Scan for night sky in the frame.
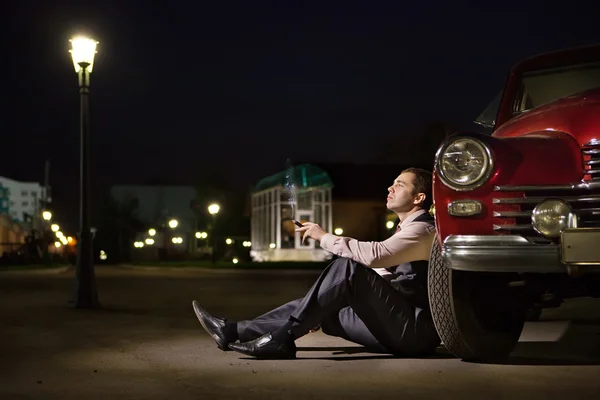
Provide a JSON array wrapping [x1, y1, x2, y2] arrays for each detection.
[[1, 0, 599, 230]]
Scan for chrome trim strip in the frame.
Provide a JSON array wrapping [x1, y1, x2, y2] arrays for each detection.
[[494, 181, 600, 191], [583, 149, 600, 155], [442, 234, 600, 272], [586, 160, 600, 165], [493, 224, 533, 231], [493, 210, 532, 217], [493, 194, 600, 204]]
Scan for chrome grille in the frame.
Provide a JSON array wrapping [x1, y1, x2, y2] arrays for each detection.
[[493, 140, 600, 240], [583, 141, 600, 181]]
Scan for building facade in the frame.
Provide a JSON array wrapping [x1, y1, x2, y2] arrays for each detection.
[[0, 177, 46, 224], [250, 164, 334, 262]]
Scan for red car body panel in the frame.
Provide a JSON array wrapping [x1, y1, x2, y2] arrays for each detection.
[[433, 45, 600, 246]]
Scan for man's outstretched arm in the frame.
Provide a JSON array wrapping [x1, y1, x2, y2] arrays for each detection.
[[296, 221, 435, 268]]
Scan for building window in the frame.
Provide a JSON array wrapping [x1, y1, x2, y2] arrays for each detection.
[[1, 200, 7, 208], [21, 190, 28, 196], [22, 201, 29, 207]]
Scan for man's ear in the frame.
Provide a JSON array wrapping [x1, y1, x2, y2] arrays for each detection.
[[413, 193, 426, 205]]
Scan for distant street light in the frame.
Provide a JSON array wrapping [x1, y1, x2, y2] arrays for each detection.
[[42, 211, 52, 221], [51, 224, 59, 232], [168, 219, 179, 229], [70, 35, 100, 309], [208, 203, 220, 215], [148, 228, 156, 236]]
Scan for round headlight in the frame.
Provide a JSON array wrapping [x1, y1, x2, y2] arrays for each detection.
[[436, 137, 493, 190], [531, 199, 577, 238]]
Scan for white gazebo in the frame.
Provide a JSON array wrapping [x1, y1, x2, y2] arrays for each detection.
[[250, 164, 334, 262]]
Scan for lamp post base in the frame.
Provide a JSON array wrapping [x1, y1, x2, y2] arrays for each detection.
[[71, 230, 100, 309]]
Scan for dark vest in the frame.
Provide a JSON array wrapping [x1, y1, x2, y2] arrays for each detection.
[[387, 212, 435, 311]]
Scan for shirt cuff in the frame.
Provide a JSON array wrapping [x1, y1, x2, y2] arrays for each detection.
[[319, 233, 337, 252]]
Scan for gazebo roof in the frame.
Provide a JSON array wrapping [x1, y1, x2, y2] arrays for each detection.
[[254, 164, 333, 192]]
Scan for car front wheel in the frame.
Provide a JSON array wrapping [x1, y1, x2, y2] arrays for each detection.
[[427, 238, 527, 361]]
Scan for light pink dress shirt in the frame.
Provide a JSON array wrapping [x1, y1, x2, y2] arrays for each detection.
[[319, 209, 436, 276]]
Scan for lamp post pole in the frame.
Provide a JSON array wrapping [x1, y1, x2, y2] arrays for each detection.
[[208, 203, 220, 264], [70, 37, 99, 309]]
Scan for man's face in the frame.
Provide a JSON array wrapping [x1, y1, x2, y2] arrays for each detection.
[[386, 172, 421, 213]]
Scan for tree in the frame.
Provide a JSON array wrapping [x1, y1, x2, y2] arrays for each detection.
[[93, 195, 144, 263]]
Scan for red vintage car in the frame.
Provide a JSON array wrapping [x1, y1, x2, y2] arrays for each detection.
[[428, 44, 600, 361]]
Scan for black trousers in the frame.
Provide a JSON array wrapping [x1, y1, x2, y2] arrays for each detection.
[[237, 257, 440, 355]]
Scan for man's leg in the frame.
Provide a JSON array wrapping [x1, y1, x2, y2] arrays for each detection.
[[227, 257, 357, 357], [230, 257, 439, 357], [320, 306, 387, 352], [236, 298, 303, 342], [342, 266, 440, 355]]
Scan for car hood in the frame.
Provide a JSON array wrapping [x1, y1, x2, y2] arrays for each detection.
[[494, 87, 600, 147]]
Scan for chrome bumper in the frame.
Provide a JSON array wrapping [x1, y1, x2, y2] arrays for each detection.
[[442, 235, 600, 273]]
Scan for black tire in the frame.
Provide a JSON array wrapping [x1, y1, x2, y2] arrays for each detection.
[[427, 238, 527, 361]]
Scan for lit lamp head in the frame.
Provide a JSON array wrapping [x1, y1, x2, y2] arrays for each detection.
[[208, 203, 220, 215], [69, 36, 98, 73]]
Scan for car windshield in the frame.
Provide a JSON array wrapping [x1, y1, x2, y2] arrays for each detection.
[[512, 61, 600, 114]]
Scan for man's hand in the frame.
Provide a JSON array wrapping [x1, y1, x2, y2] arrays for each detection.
[[295, 222, 328, 244]]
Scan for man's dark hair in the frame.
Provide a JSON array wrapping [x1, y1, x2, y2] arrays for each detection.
[[402, 167, 433, 211]]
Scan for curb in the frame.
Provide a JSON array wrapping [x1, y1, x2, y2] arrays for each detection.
[[0, 265, 72, 275], [117, 264, 322, 275]]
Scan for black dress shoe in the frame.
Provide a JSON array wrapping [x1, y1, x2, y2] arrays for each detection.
[[228, 333, 296, 359], [192, 300, 233, 351]]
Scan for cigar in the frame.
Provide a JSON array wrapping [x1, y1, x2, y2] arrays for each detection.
[[293, 220, 304, 227]]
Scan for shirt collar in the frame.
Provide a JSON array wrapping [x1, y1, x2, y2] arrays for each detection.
[[399, 209, 427, 230]]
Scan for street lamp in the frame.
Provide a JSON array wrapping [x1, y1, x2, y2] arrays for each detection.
[[168, 219, 179, 229], [42, 211, 52, 221], [208, 203, 220, 215], [70, 35, 99, 309]]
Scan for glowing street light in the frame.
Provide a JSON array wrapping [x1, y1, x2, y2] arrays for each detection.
[[386, 221, 395, 230], [70, 36, 98, 72], [148, 228, 156, 236], [70, 35, 100, 309], [334, 228, 344, 235], [208, 203, 220, 215], [145, 238, 155, 245], [168, 219, 178, 229], [51, 224, 60, 232], [42, 211, 52, 221]]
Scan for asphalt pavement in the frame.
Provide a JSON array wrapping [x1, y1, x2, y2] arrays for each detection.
[[1, 265, 599, 399]]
